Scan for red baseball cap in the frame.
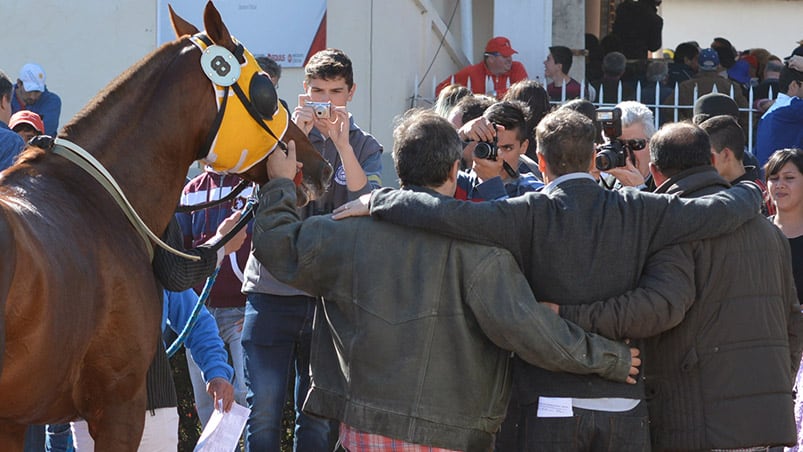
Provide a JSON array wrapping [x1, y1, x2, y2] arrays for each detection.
[[485, 36, 518, 57], [9, 110, 45, 134]]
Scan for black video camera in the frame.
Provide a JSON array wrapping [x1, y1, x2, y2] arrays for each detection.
[[594, 108, 645, 171]]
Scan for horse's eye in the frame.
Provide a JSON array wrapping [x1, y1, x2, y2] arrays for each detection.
[[250, 74, 278, 120]]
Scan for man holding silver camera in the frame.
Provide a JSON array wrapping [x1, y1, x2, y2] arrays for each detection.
[[240, 48, 383, 451]]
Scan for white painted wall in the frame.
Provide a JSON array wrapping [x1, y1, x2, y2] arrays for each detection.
[[4, 1, 156, 129], [660, 0, 802, 58]]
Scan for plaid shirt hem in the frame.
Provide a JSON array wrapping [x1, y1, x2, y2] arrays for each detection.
[[339, 423, 462, 452]]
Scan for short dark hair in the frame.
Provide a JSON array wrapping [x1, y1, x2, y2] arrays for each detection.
[[779, 65, 803, 93], [712, 37, 737, 69], [536, 109, 596, 176], [483, 100, 531, 142], [558, 99, 602, 143], [393, 109, 462, 188], [304, 48, 354, 89], [602, 52, 627, 77], [452, 94, 495, 125], [765, 148, 803, 184], [549, 46, 573, 74], [699, 115, 745, 160], [674, 42, 699, 65], [765, 59, 785, 74], [503, 79, 551, 129], [650, 122, 712, 178], [256, 56, 282, 80], [0, 70, 12, 104]]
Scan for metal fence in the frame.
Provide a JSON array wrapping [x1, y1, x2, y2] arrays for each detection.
[[548, 78, 769, 154]]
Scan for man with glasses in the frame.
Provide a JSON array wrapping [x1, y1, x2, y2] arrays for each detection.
[[599, 101, 659, 191], [435, 36, 528, 100]]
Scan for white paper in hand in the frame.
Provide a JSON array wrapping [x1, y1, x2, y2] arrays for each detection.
[[194, 401, 251, 452]]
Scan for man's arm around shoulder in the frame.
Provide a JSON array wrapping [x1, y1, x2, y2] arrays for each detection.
[[465, 247, 638, 383]]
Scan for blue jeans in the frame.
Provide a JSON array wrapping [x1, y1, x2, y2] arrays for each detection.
[[241, 293, 331, 452], [23, 425, 44, 452], [521, 402, 650, 452], [45, 423, 74, 452], [188, 306, 248, 427]]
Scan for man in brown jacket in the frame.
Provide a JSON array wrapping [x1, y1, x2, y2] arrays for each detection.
[[561, 122, 802, 450]]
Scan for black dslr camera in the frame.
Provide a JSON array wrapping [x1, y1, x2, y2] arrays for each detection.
[[473, 137, 499, 161], [472, 124, 499, 161], [594, 108, 645, 171]]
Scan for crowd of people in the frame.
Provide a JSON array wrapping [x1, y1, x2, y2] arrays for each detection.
[[2, 18, 803, 452]]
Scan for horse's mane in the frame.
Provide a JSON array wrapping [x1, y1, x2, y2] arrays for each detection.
[[63, 38, 189, 138]]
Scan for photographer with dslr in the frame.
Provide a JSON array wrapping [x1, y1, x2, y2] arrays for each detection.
[[599, 101, 657, 191], [455, 100, 543, 200]]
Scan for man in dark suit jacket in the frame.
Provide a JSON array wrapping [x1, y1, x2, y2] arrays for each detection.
[[335, 108, 763, 451]]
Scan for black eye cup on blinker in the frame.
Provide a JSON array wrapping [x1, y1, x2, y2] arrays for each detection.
[[249, 73, 278, 120]]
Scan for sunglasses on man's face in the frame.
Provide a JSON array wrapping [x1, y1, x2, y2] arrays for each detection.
[[624, 139, 647, 150]]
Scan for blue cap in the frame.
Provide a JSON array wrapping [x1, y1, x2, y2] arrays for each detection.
[[699, 48, 720, 71]]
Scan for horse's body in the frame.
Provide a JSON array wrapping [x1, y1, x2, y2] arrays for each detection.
[[0, 3, 330, 450]]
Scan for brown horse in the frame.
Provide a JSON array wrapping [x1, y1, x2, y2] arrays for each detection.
[[0, 2, 330, 450]]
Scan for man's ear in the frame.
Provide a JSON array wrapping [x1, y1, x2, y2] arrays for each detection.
[[649, 161, 667, 186], [537, 153, 547, 175], [449, 160, 460, 183], [347, 83, 356, 102]]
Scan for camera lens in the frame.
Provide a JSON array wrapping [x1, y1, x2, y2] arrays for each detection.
[[473, 142, 498, 160], [595, 152, 614, 171]]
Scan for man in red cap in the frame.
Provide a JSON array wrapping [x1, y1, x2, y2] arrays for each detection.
[[436, 36, 528, 99], [9, 110, 45, 143]]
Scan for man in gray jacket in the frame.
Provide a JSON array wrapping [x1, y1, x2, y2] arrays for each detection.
[[251, 109, 640, 452], [335, 108, 764, 451]]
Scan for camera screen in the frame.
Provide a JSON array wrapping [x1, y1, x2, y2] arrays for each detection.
[[597, 111, 614, 121]]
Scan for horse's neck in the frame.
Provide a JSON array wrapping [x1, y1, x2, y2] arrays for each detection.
[[61, 43, 211, 233]]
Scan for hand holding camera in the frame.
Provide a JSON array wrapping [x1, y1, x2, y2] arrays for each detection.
[[594, 108, 646, 172], [458, 117, 497, 143], [458, 117, 500, 161], [307, 101, 332, 119], [471, 148, 504, 182], [292, 94, 317, 135]]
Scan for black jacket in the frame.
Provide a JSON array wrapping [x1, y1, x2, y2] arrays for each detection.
[[612, 0, 663, 60]]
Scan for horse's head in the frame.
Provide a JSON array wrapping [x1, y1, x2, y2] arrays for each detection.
[[169, 2, 332, 205]]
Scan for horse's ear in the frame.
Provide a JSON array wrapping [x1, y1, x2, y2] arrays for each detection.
[[169, 4, 199, 38], [203, 1, 235, 50]]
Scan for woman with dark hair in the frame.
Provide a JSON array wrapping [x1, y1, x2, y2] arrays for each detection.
[[766, 147, 803, 452]]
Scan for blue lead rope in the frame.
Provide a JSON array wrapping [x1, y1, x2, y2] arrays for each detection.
[[166, 266, 220, 358], [166, 190, 258, 358]]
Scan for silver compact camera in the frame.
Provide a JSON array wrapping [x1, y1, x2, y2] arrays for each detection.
[[307, 101, 331, 119]]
